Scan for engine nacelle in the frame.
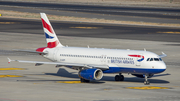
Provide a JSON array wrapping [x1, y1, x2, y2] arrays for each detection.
[[78, 69, 103, 80], [132, 74, 154, 78]]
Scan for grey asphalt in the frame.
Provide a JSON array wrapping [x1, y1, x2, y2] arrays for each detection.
[[0, 2, 180, 100], [0, 32, 180, 101], [0, 17, 180, 42], [1, 1, 180, 24]]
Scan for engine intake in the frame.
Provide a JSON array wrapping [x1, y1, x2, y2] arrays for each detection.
[[78, 69, 103, 80]]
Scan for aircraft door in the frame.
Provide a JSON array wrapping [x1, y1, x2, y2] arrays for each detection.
[[53, 49, 59, 61], [101, 55, 107, 64]]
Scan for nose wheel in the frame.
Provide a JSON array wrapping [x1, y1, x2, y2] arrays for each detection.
[[115, 73, 124, 81], [144, 74, 150, 85]]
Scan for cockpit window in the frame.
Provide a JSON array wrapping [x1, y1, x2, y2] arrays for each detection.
[[150, 58, 153, 61], [147, 58, 162, 61], [147, 58, 150, 61], [154, 58, 159, 61]]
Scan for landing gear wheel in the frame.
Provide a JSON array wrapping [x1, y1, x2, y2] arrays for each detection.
[[115, 75, 120, 81], [144, 74, 150, 85], [120, 75, 124, 81], [144, 81, 150, 85], [80, 78, 90, 83], [115, 74, 124, 81]]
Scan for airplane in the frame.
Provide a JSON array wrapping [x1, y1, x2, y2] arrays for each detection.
[[8, 13, 167, 85]]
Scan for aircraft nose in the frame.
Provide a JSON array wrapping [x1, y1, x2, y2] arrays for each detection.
[[160, 61, 166, 69], [156, 61, 166, 73], [153, 61, 166, 73]]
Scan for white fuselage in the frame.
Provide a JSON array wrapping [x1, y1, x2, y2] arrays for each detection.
[[42, 47, 166, 74]]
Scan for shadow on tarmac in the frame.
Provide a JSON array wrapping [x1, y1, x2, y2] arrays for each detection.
[[17, 68, 170, 84], [44, 68, 170, 84]]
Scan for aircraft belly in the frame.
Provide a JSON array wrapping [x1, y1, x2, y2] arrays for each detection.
[[103, 67, 166, 74]]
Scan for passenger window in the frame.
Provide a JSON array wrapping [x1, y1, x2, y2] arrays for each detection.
[[150, 58, 153, 61]]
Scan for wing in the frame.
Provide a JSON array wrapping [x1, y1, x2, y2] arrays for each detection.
[[7, 58, 109, 70]]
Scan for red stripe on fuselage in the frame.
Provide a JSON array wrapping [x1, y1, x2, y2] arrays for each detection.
[[41, 18, 53, 34], [128, 55, 144, 58]]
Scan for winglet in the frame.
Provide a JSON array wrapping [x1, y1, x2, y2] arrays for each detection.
[[159, 52, 167, 58], [7, 57, 11, 64]]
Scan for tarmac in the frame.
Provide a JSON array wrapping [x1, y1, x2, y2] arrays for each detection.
[[0, 18, 180, 42], [1, 1, 180, 24], [0, 32, 180, 101]]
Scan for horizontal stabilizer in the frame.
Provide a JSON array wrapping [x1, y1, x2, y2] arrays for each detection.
[[13, 49, 47, 55]]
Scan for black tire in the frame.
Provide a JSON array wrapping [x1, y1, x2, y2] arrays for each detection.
[[115, 75, 120, 81], [84, 79, 90, 83], [80, 78, 84, 82], [144, 81, 150, 85], [80, 78, 90, 83], [120, 75, 124, 81]]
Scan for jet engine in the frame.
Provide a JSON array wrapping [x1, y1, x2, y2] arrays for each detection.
[[78, 69, 103, 80], [132, 74, 154, 78]]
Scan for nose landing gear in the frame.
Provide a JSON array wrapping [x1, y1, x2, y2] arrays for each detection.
[[144, 74, 150, 85]]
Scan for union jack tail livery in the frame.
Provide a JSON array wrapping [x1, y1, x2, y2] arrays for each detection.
[[40, 13, 63, 48]]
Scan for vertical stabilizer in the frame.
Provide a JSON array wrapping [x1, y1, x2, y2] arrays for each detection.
[[40, 13, 63, 48]]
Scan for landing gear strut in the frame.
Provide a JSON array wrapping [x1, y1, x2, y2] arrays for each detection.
[[115, 73, 124, 81], [80, 78, 90, 83], [144, 74, 150, 85]]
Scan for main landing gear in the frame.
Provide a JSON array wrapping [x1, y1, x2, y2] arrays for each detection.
[[115, 73, 124, 81], [144, 74, 150, 85], [80, 78, 90, 83]]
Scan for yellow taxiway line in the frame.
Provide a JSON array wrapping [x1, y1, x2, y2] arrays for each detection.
[[0, 22, 18, 24], [0, 68, 25, 71], [56, 81, 81, 84], [157, 31, 180, 34], [70, 27, 102, 29], [126, 86, 170, 90], [0, 75, 23, 78]]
